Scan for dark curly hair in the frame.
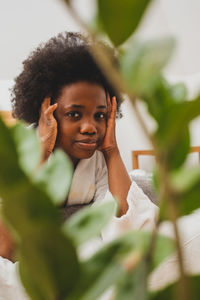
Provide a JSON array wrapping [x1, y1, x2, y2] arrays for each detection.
[[11, 31, 122, 126]]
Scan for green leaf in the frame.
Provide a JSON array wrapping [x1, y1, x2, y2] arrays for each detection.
[[67, 231, 174, 300], [150, 275, 200, 300], [171, 167, 200, 193], [19, 227, 79, 300], [115, 259, 148, 300], [120, 38, 175, 96], [0, 119, 80, 300], [10, 122, 41, 175], [97, 0, 152, 46], [1, 180, 61, 237], [170, 82, 188, 103], [178, 181, 200, 216], [63, 200, 117, 246], [0, 117, 23, 186], [0, 121, 61, 234], [19, 262, 46, 300], [151, 231, 175, 270], [155, 94, 200, 149], [155, 127, 190, 171], [33, 149, 73, 205], [158, 166, 200, 219], [153, 94, 200, 170]]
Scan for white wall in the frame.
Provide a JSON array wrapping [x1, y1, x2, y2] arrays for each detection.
[[0, 0, 200, 171]]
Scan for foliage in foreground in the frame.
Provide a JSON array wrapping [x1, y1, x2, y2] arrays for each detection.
[[0, 118, 175, 299], [0, 0, 200, 299]]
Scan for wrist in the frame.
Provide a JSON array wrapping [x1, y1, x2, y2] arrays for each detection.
[[103, 147, 120, 161], [40, 140, 53, 163]]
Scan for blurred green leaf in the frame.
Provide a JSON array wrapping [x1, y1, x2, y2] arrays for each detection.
[[0, 121, 61, 234], [63, 200, 117, 246], [0, 118, 23, 186], [120, 38, 175, 96], [67, 231, 174, 300], [151, 232, 175, 270], [171, 167, 200, 193], [115, 259, 148, 300], [142, 77, 174, 123], [1, 179, 61, 236], [150, 275, 200, 300], [33, 149, 73, 205], [67, 263, 123, 300], [97, 0, 152, 46], [10, 122, 41, 175], [153, 94, 200, 171], [0, 119, 80, 300], [158, 166, 200, 219], [156, 127, 190, 171], [19, 262, 45, 300], [178, 182, 200, 217], [155, 94, 200, 149], [19, 227, 79, 300], [170, 82, 188, 103]]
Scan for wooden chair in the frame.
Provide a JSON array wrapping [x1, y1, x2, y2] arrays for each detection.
[[132, 146, 200, 169], [0, 111, 16, 126]]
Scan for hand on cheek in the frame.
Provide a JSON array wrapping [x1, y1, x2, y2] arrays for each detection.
[[38, 97, 58, 161], [98, 95, 118, 157]]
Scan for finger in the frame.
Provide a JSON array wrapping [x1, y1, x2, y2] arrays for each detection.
[[106, 93, 112, 117], [110, 96, 117, 120], [41, 97, 51, 112], [45, 103, 58, 119]]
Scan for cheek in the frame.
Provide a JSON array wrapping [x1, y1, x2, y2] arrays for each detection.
[[99, 122, 107, 139], [57, 120, 75, 141]]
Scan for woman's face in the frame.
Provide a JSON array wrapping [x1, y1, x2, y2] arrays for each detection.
[[55, 81, 107, 166]]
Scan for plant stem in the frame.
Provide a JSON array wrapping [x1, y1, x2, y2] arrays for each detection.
[[158, 163, 190, 300]]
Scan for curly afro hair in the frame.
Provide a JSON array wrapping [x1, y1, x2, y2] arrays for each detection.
[[11, 31, 122, 126]]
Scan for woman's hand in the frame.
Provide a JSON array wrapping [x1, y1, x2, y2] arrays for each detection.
[[98, 95, 119, 157], [38, 98, 58, 162], [99, 94, 130, 216]]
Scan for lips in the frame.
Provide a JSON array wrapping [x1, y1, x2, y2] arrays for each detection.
[[75, 139, 98, 151]]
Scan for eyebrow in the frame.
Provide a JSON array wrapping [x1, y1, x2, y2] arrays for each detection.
[[65, 104, 107, 109], [97, 105, 107, 109]]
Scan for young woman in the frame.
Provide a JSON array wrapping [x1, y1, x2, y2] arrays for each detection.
[[0, 32, 159, 298], [0, 32, 158, 258], [11, 31, 131, 217]]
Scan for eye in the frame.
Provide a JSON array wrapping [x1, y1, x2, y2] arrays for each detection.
[[66, 111, 81, 119], [95, 112, 107, 120]]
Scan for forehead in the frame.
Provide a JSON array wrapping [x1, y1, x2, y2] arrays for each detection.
[[56, 82, 107, 108]]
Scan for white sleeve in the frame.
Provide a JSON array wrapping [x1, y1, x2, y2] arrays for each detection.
[[102, 181, 159, 242], [0, 257, 28, 300]]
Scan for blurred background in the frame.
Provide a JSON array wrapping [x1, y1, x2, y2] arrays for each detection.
[[0, 0, 200, 171]]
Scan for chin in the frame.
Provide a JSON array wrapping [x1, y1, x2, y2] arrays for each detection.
[[78, 149, 97, 159]]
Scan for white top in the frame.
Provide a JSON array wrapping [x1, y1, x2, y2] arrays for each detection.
[[67, 150, 108, 205]]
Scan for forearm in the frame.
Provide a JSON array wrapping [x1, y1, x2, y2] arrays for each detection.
[[104, 149, 131, 216]]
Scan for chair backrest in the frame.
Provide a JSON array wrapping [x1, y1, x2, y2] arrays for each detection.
[[132, 147, 200, 169], [0, 111, 16, 126]]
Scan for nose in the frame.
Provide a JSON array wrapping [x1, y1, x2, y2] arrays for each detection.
[[80, 119, 97, 135]]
